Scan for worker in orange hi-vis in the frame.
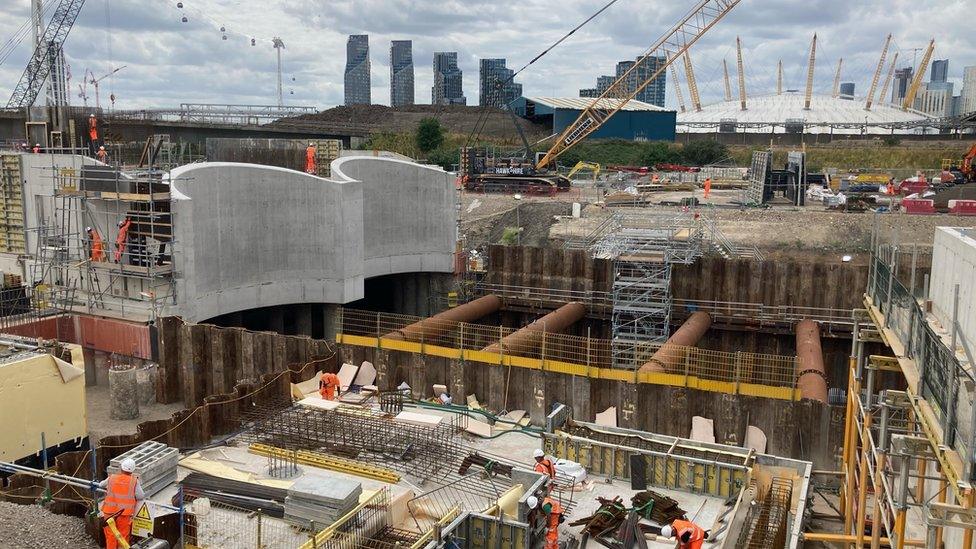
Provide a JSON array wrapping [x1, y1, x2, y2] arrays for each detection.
[[703, 177, 712, 199], [114, 218, 131, 263], [99, 458, 144, 549], [305, 142, 317, 174], [88, 114, 100, 153], [527, 496, 563, 549], [533, 448, 557, 490], [87, 227, 106, 262], [319, 371, 341, 400], [660, 519, 709, 549]]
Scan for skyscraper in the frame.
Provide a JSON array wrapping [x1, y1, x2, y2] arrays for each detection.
[[432, 52, 466, 105], [579, 57, 666, 106], [931, 59, 949, 84], [892, 67, 913, 104], [344, 35, 371, 105], [479, 59, 522, 108], [962, 66, 976, 114], [616, 56, 666, 107], [914, 82, 954, 117], [390, 40, 415, 107]]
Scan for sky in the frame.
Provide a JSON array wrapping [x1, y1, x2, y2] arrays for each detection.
[[0, 0, 973, 111]]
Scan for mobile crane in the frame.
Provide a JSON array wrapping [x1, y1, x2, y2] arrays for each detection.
[[460, 0, 741, 193]]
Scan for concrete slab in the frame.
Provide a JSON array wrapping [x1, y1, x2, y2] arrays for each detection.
[[464, 417, 493, 438], [298, 396, 342, 410], [595, 407, 617, 427], [394, 411, 443, 426], [690, 416, 715, 443]]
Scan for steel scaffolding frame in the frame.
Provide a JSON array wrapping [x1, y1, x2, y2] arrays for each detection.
[[28, 154, 176, 320]]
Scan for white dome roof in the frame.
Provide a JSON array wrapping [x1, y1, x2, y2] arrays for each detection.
[[677, 92, 933, 134]]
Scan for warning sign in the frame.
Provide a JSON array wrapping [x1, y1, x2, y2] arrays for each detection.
[[131, 502, 154, 538]]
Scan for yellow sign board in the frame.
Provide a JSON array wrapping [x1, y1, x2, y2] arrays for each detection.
[[131, 502, 154, 537]]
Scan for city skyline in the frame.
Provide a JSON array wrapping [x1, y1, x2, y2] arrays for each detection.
[[1, 1, 975, 111]]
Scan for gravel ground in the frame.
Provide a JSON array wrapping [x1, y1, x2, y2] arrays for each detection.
[[86, 384, 185, 442], [0, 501, 97, 548]]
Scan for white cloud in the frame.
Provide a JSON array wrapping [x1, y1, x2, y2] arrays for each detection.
[[0, 0, 972, 110]]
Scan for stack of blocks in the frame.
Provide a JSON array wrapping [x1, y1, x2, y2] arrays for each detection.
[[284, 477, 362, 528], [108, 441, 179, 497]]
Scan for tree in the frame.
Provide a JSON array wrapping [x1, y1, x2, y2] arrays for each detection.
[[639, 142, 679, 167], [416, 118, 445, 153], [680, 139, 729, 166]]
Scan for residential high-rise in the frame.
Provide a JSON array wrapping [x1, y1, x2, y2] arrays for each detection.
[[344, 35, 371, 105], [892, 67, 913, 104], [578, 56, 667, 107], [580, 75, 616, 98], [931, 59, 949, 84], [390, 40, 415, 107], [839, 82, 855, 99], [914, 82, 954, 117], [432, 52, 466, 105], [962, 66, 976, 114], [616, 56, 666, 107], [479, 58, 522, 107]]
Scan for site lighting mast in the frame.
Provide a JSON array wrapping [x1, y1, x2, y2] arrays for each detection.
[[272, 37, 285, 107]]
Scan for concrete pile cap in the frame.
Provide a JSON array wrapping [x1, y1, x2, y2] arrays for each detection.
[[287, 476, 361, 504]]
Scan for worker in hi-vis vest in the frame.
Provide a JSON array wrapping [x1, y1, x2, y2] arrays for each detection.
[[99, 458, 144, 549], [660, 519, 708, 549], [319, 371, 341, 400]]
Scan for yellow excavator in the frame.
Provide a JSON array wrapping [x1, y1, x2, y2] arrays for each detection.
[[567, 161, 601, 182]]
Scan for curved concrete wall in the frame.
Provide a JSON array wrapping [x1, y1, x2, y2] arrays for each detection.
[[170, 157, 454, 322]]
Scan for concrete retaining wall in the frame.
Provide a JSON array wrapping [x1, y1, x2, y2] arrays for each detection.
[[170, 156, 454, 322], [930, 227, 976, 350]]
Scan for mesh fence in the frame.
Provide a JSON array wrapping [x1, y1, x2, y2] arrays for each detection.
[[185, 498, 307, 549], [339, 308, 799, 389], [869, 253, 976, 477]]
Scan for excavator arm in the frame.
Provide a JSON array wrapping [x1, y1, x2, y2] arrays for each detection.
[[963, 143, 976, 180], [534, 0, 741, 170], [568, 161, 601, 179]]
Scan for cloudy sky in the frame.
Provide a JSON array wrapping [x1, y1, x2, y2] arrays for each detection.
[[1, 0, 973, 111]]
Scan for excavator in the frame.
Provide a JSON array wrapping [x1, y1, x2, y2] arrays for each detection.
[[460, 0, 742, 193], [962, 143, 976, 182], [567, 161, 601, 182]]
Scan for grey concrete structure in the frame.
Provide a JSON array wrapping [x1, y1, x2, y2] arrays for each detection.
[[170, 156, 454, 322], [930, 227, 976, 354]]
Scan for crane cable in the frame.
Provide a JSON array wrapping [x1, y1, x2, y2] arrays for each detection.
[[464, 0, 622, 150]]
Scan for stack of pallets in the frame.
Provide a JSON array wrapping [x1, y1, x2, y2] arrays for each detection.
[[108, 441, 178, 497]]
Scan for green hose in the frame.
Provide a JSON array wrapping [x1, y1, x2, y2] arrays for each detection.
[[404, 399, 545, 438]]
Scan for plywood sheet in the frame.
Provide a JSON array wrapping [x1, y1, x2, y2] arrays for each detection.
[[464, 417, 493, 438], [466, 394, 482, 409], [495, 410, 527, 431], [690, 416, 715, 443], [354, 361, 376, 386], [595, 407, 617, 427], [394, 411, 442, 426], [744, 425, 767, 454], [432, 384, 448, 396], [298, 396, 342, 411], [294, 374, 321, 396], [336, 363, 359, 390]]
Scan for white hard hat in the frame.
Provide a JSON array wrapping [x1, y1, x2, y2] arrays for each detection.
[[99, 146, 105, 150], [86, 226, 92, 232], [533, 449, 545, 459], [660, 525, 674, 539], [309, 142, 314, 146], [526, 496, 538, 509], [120, 458, 136, 473], [90, 113, 95, 117]]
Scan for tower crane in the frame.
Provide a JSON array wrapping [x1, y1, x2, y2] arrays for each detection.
[[87, 66, 126, 110], [6, 0, 87, 108]]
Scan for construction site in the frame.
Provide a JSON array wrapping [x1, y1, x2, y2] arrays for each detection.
[[2, 0, 976, 549]]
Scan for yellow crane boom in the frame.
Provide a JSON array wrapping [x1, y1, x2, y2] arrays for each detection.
[[803, 34, 817, 110], [535, 0, 741, 170], [878, 52, 899, 108], [864, 34, 891, 111], [903, 39, 935, 111]]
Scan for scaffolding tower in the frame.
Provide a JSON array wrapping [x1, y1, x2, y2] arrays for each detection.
[[589, 212, 704, 369], [29, 151, 176, 320]]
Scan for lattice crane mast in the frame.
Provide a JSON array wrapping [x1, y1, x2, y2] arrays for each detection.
[[535, 0, 741, 170], [6, 0, 87, 108]]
